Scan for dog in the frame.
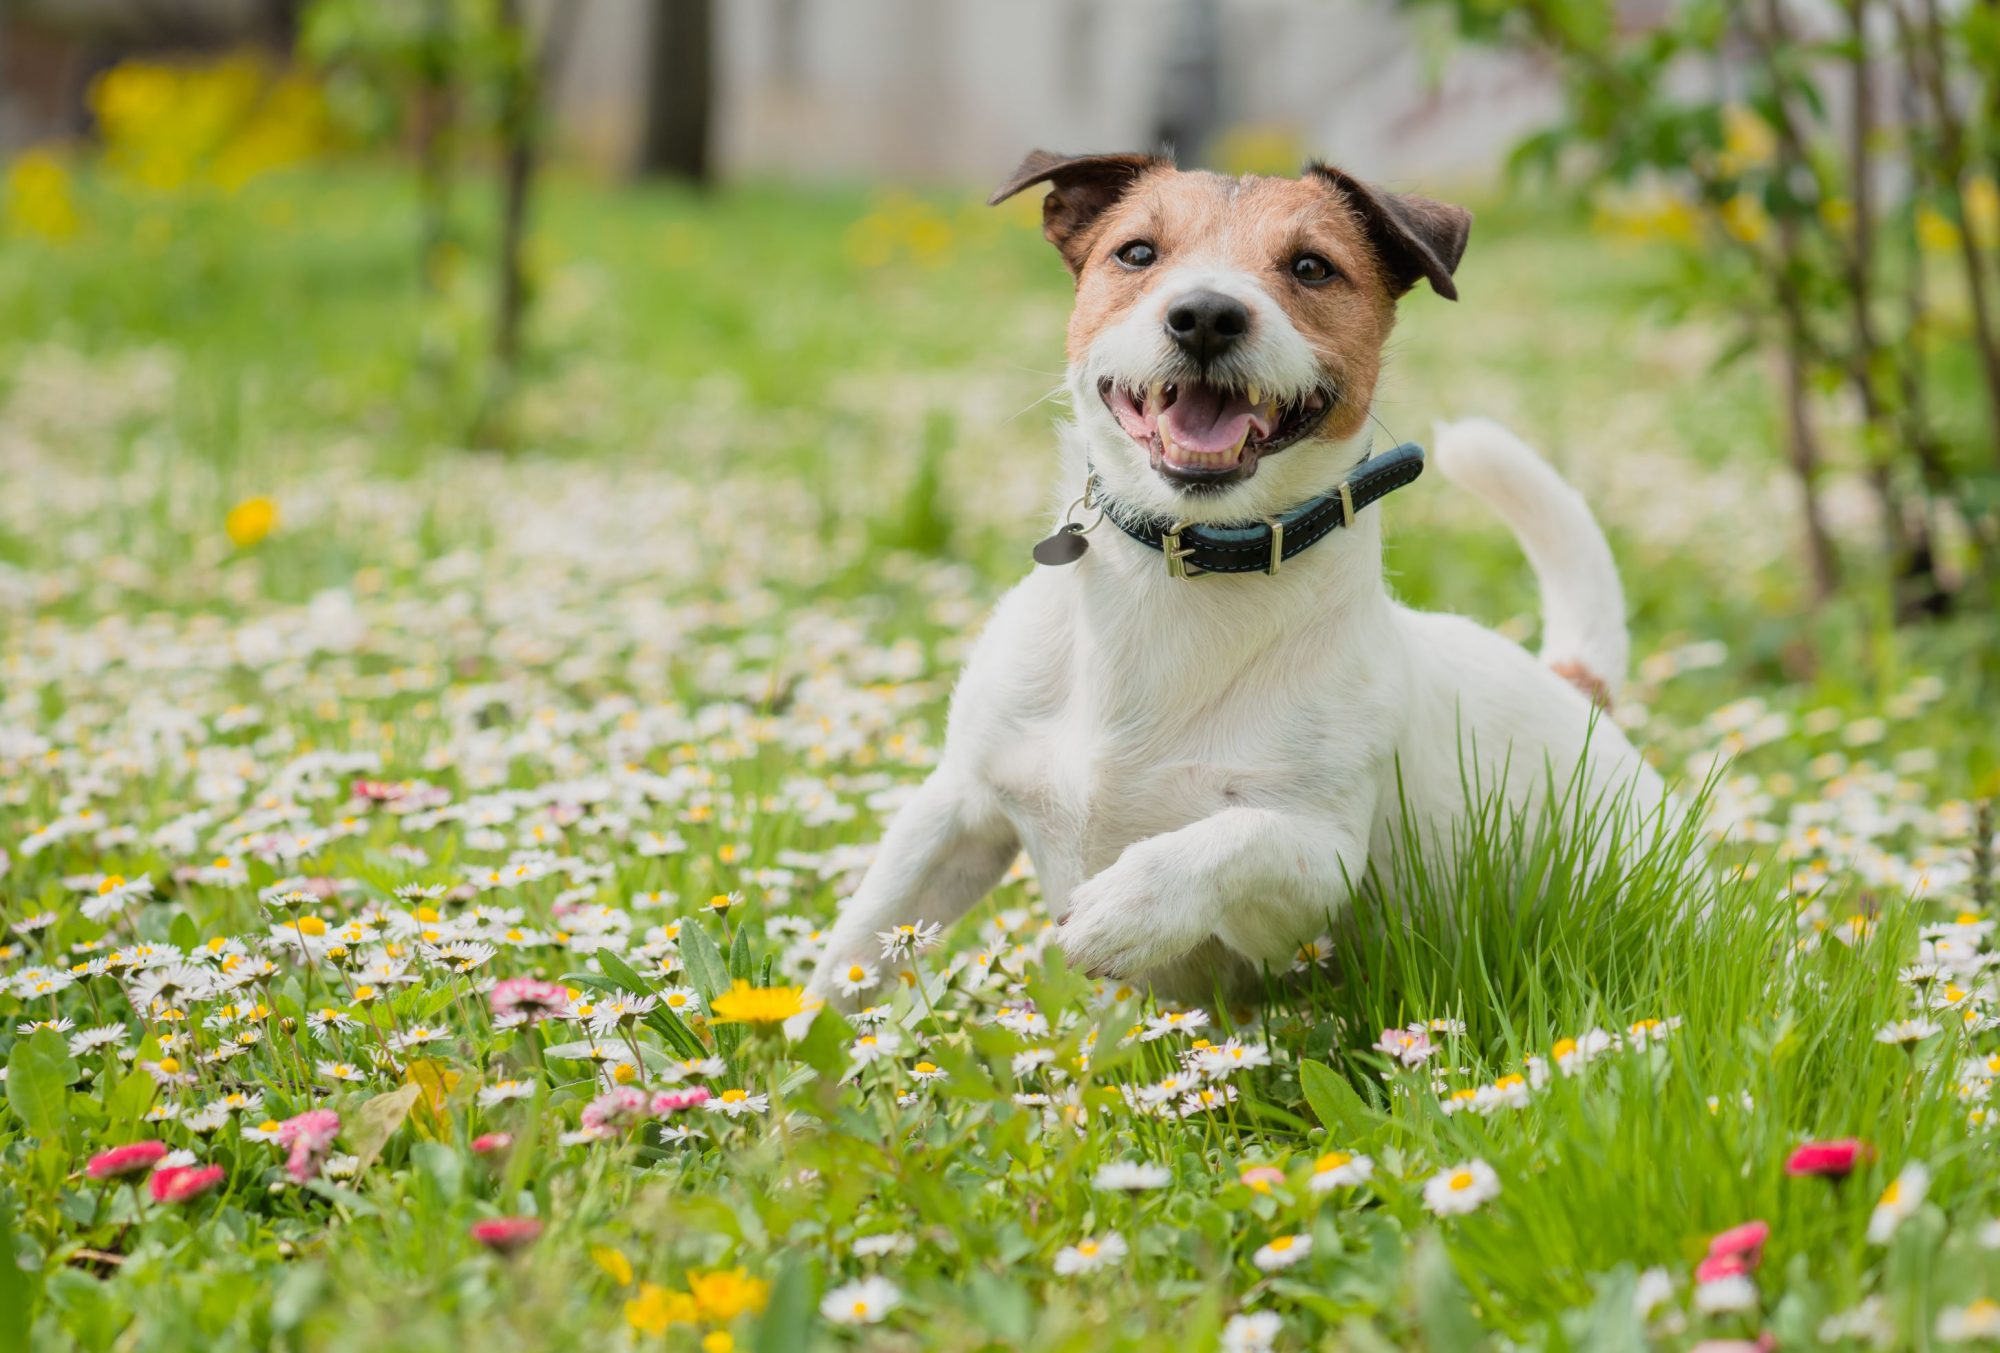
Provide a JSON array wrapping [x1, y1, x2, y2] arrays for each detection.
[[807, 151, 1666, 1004]]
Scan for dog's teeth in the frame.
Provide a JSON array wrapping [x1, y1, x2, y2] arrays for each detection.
[[1159, 422, 1176, 456], [1246, 384, 1262, 406], [1147, 381, 1163, 412]]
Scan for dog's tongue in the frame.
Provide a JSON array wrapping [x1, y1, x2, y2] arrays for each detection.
[[1163, 380, 1257, 455]]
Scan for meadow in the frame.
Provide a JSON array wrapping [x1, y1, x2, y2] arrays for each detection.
[[1, 162, 1997, 1351]]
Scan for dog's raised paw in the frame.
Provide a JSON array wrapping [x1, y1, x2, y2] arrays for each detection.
[[1054, 851, 1214, 981]]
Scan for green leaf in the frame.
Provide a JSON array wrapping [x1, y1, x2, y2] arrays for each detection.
[[0, 1188, 37, 1353], [1298, 1058, 1377, 1142], [753, 1253, 817, 1353], [302, 1179, 379, 1216], [792, 1006, 855, 1084], [1238, 1098, 1315, 1133], [727, 923, 753, 982], [678, 921, 732, 1003], [1412, 1233, 1486, 1352], [168, 911, 200, 954], [346, 1083, 421, 1176], [101, 1067, 157, 1136], [268, 1263, 327, 1336], [6, 1030, 76, 1143], [642, 1005, 709, 1061], [595, 949, 656, 997], [679, 923, 741, 1058]]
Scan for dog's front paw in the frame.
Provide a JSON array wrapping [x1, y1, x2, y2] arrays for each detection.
[[1055, 845, 1214, 980]]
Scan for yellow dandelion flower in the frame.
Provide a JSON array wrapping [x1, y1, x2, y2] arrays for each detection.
[[4, 150, 82, 242], [708, 980, 816, 1025], [625, 1282, 698, 1336], [591, 1245, 633, 1286], [686, 1267, 769, 1322], [226, 496, 279, 548]]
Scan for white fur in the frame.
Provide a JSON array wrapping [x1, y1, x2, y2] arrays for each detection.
[[808, 279, 1665, 1003], [1432, 416, 1630, 693]]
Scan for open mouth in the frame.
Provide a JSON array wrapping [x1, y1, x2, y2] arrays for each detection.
[[1098, 378, 1335, 487]]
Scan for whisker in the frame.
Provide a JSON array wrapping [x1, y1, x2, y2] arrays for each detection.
[[1008, 383, 1072, 423]]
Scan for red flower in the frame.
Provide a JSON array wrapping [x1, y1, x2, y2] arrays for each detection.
[[1786, 1139, 1871, 1179], [1696, 1253, 1752, 1284], [277, 1109, 342, 1184], [470, 1132, 513, 1155], [1706, 1220, 1770, 1267], [649, 1087, 710, 1115], [149, 1164, 225, 1204], [86, 1141, 169, 1180], [470, 1216, 543, 1254], [490, 977, 570, 1024]]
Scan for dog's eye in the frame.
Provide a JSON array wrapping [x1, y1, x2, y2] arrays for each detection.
[[1290, 253, 1338, 285], [1113, 240, 1157, 269]]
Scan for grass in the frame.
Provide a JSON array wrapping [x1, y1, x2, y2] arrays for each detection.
[[0, 159, 1997, 1351]]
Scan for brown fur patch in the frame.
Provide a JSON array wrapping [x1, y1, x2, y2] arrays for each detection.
[[1550, 659, 1614, 711]]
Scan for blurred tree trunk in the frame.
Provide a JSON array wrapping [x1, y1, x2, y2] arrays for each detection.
[[487, 0, 582, 431], [638, 0, 711, 182], [415, 0, 457, 296], [1155, 0, 1222, 163]]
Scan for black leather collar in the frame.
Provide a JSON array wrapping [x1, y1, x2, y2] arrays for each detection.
[[1094, 442, 1426, 578]]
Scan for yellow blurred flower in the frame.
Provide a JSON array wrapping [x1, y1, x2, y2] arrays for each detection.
[[843, 192, 957, 269], [591, 1245, 634, 1285], [1819, 196, 1855, 234], [708, 980, 816, 1025], [225, 496, 279, 548], [90, 52, 324, 197], [1719, 193, 1771, 245], [686, 1267, 769, 1322], [625, 1282, 698, 1336], [1593, 185, 1699, 246], [5, 150, 82, 242], [1967, 176, 1999, 246], [701, 1333, 735, 1353], [1917, 205, 1961, 255], [1719, 104, 1777, 176]]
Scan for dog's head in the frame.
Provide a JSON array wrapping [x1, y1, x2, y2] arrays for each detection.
[[992, 151, 1470, 522]]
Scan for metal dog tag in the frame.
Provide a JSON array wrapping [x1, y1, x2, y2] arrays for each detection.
[[1032, 524, 1089, 566]]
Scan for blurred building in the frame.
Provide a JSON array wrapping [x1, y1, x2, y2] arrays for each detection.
[[1, 0, 1559, 186], [558, 0, 1559, 185]]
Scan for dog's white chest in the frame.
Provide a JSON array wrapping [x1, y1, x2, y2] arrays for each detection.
[[978, 650, 1336, 907]]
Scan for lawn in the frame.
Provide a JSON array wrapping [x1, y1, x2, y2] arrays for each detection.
[[2, 162, 1998, 1352]]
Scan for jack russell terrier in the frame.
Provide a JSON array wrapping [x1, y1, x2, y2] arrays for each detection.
[[808, 151, 1666, 1003]]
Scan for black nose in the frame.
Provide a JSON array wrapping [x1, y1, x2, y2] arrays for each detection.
[[1164, 290, 1250, 364]]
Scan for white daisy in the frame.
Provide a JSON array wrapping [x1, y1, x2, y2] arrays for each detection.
[[1423, 1159, 1501, 1216], [1052, 1231, 1126, 1275], [820, 1276, 900, 1325], [1252, 1233, 1311, 1271]]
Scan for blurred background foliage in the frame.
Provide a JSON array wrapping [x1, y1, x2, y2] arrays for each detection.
[[1412, 0, 2000, 622], [0, 0, 1995, 773]]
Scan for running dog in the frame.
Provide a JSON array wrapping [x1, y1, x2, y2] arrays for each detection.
[[808, 151, 1664, 1002]]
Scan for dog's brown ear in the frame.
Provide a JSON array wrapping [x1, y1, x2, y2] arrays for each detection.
[[989, 150, 1169, 274], [1306, 162, 1472, 301]]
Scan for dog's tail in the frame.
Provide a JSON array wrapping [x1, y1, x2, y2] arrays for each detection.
[[1431, 417, 1628, 705]]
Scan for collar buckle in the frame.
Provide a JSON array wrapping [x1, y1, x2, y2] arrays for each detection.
[[1162, 523, 1204, 580]]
